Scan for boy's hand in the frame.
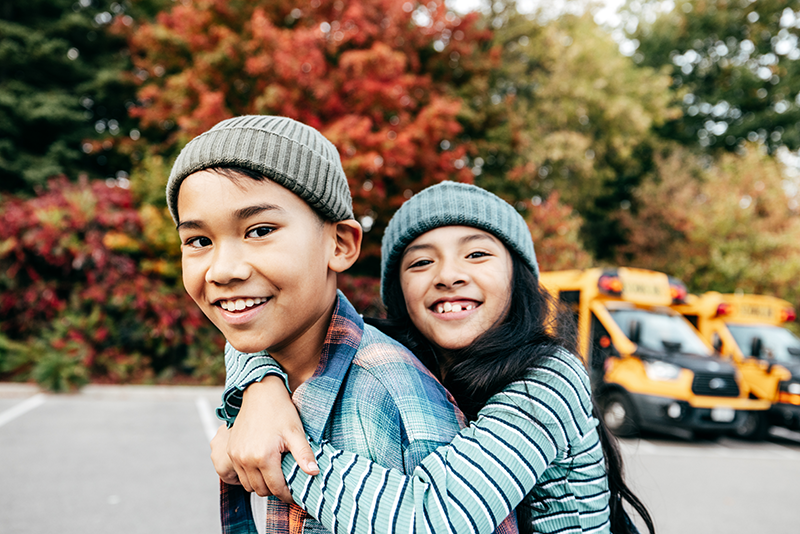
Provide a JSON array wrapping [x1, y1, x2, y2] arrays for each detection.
[[210, 424, 241, 485], [227, 375, 319, 503]]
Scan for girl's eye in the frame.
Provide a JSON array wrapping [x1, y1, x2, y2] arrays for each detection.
[[467, 251, 490, 259], [246, 226, 275, 238], [185, 236, 212, 249], [408, 259, 432, 269]]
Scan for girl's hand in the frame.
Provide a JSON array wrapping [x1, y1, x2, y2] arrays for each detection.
[[226, 375, 319, 503], [210, 424, 241, 485]]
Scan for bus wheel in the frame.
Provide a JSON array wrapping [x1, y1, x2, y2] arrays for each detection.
[[733, 411, 769, 441], [693, 430, 721, 441], [601, 392, 638, 437]]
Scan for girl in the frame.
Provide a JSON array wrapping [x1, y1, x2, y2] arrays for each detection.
[[213, 181, 654, 534]]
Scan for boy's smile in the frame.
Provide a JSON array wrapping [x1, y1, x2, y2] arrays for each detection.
[[399, 225, 513, 354], [177, 169, 340, 374], [215, 296, 271, 324]]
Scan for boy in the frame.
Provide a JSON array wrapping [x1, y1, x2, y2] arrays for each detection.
[[167, 116, 468, 534]]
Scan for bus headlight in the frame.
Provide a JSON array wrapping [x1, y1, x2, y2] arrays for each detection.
[[644, 361, 682, 381]]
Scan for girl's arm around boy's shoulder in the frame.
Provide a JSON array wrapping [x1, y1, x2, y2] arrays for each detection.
[[217, 342, 289, 425], [485, 348, 597, 443], [279, 350, 593, 534]]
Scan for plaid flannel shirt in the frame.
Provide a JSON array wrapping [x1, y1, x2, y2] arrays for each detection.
[[219, 292, 519, 534]]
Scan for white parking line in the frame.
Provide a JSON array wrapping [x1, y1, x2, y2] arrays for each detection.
[[195, 397, 218, 442], [0, 393, 47, 428]]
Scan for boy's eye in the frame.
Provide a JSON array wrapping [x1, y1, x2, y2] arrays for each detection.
[[246, 226, 275, 238], [185, 236, 212, 249]]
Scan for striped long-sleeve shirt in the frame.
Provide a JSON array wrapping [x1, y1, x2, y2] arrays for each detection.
[[218, 292, 517, 534], [221, 344, 610, 534]]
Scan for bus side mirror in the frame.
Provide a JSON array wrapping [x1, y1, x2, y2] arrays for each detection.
[[750, 337, 763, 358], [629, 320, 641, 344], [712, 333, 723, 354]]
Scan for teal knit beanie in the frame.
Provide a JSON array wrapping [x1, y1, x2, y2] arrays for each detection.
[[166, 115, 353, 223], [381, 181, 538, 304]]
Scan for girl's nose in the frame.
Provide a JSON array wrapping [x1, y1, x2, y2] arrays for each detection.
[[434, 259, 468, 289]]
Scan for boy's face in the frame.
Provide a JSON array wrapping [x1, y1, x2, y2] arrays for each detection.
[[177, 170, 339, 356], [398, 225, 513, 354]]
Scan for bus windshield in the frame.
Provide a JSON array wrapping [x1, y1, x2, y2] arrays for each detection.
[[609, 308, 712, 356], [726, 323, 800, 364]]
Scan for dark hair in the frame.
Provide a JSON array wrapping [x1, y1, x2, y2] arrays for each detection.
[[204, 166, 325, 226], [368, 254, 654, 534]]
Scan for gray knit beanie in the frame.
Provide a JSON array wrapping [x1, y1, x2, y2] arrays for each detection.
[[381, 181, 538, 304], [166, 115, 353, 223]]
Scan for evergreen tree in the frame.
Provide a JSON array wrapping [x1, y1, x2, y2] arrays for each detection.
[[0, 0, 163, 193]]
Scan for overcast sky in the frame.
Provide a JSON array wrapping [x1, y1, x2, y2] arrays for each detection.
[[446, 0, 629, 26]]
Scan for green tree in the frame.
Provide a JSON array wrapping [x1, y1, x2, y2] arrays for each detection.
[[630, 0, 800, 153], [0, 0, 164, 193], [476, 7, 678, 257], [615, 144, 800, 304]]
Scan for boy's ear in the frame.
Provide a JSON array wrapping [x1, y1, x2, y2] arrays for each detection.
[[328, 219, 362, 273]]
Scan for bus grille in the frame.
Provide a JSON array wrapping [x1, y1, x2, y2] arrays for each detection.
[[691, 373, 740, 397]]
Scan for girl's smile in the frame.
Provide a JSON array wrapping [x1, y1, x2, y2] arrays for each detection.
[[399, 226, 513, 352], [431, 298, 481, 315]]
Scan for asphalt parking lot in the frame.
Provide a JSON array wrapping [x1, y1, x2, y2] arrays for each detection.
[[0, 384, 221, 534], [1, 383, 799, 533]]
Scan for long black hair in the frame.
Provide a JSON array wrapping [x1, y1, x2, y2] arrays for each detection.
[[367, 254, 654, 534]]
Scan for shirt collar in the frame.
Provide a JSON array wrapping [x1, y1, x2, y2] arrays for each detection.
[[292, 290, 364, 442]]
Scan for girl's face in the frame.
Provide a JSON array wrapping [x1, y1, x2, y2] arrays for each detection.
[[399, 225, 514, 353]]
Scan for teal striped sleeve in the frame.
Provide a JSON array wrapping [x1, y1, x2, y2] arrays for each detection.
[[216, 342, 290, 425], [281, 351, 609, 534]]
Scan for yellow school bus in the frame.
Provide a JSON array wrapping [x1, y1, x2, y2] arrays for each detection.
[[539, 268, 770, 439], [674, 292, 799, 439]]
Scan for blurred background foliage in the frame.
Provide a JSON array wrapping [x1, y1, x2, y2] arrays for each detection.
[[1, 0, 799, 389]]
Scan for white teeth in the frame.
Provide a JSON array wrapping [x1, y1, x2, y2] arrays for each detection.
[[435, 302, 474, 314], [220, 297, 266, 311]]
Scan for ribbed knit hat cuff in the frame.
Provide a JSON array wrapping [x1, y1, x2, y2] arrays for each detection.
[[166, 116, 354, 224], [380, 181, 539, 304]]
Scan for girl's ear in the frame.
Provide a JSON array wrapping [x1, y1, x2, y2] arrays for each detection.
[[328, 219, 363, 273]]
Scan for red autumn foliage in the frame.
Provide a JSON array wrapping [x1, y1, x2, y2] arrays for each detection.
[[523, 191, 593, 272], [121, 0, 494, 263], [0, 177, 223, 385]]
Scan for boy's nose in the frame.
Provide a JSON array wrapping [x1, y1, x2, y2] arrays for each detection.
[[205, 243, 251, 285]]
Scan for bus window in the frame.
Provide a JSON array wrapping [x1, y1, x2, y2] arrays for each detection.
[[726, 323, 800, 364], [608, 308, 711, 356]]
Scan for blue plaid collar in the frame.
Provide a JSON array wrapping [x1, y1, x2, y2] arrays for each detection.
[[291, 290, 364, 442]]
